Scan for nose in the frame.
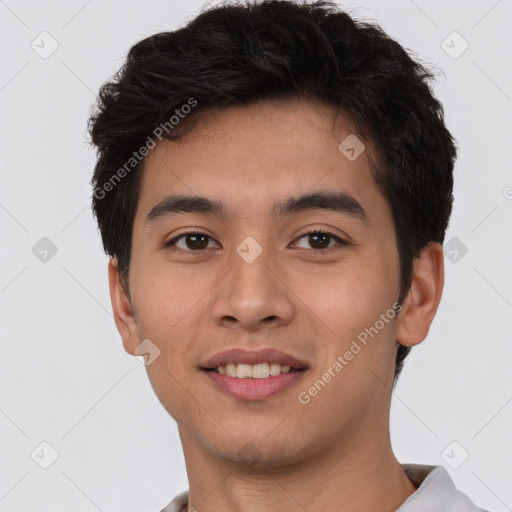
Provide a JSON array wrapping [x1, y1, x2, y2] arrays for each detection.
[[210, 245, 295, 331]]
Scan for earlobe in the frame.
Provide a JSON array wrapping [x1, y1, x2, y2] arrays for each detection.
[[108, 258, 139, 355], [396, 242, 444, 348]]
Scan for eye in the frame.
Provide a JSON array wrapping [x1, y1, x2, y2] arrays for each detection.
[[165, 232, 219, 252], [293, 230, 346, 251], [164, 229, 347, 254]]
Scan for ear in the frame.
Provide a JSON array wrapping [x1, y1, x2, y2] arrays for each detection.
[[108, 258, 140, 355], [396, 242, 444, 347]]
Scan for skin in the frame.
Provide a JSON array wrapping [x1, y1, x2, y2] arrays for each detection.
[[108, 97, 444, 512]]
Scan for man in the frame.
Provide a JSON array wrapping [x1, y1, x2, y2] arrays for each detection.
[[88, 1, 491, 510]]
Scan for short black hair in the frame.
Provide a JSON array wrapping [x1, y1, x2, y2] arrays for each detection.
[[88, 0, 457, 384]]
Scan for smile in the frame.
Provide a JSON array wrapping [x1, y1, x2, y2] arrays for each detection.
[[208, 362, 301, 378]]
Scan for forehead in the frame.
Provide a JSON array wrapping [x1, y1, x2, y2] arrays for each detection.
[[134, 98, 387, 226]]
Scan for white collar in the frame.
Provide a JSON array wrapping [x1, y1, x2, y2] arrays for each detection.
[[159, 464, 489, 512]]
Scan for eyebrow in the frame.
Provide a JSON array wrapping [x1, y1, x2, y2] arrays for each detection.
[[145, 191, 368, 225]]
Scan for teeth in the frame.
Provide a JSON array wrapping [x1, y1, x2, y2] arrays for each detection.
[[226, 363, 237, 377], [270, 362, 281, 376], [236, 364, 253, 378], [215, 362, 294, 378], [253, 363, 270, 378]]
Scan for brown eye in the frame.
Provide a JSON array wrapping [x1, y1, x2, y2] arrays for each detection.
[[294, 230, 345, 250], [308, 233, 331, 249], [165, 232, 217, 251], [184, 234, 209, 249]]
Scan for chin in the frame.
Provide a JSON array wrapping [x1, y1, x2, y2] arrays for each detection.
[[209, 431, 312, 471]]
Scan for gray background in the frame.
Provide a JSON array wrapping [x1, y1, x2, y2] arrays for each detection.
[[0, 0, 511, 510]]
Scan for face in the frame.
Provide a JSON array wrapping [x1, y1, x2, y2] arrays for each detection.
[[110, 98, 429, 468]]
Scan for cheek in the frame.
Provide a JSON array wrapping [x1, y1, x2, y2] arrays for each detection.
[[294, 271, 399, 425], [133, 268, 205, 420], [132, 264, 207, 336], [290, 253, 400, 381], [130, 266, 211, 410], [292, 256, 394, 330]]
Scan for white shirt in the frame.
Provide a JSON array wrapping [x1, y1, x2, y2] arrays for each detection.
[[159, 464, 491, 511]]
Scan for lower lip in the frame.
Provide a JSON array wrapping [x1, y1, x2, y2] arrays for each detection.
[[202, 369, 308, 400]]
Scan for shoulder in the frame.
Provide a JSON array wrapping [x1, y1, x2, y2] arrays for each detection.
[[399, 463, 492, 512], [158, 490, 189, 512], [159, 466, 495, 512]]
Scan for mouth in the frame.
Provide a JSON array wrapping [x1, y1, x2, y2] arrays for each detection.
[[200, 348, 309, 400], [204, 362, 304, 378]]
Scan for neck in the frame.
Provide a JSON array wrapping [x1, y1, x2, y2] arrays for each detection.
[[179, 424, 417, 512]]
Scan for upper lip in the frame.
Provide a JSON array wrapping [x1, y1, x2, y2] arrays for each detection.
[[201, 348, 308, 370]]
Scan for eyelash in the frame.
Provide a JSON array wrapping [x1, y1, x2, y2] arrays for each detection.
[[164, 228, 347, 255]]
